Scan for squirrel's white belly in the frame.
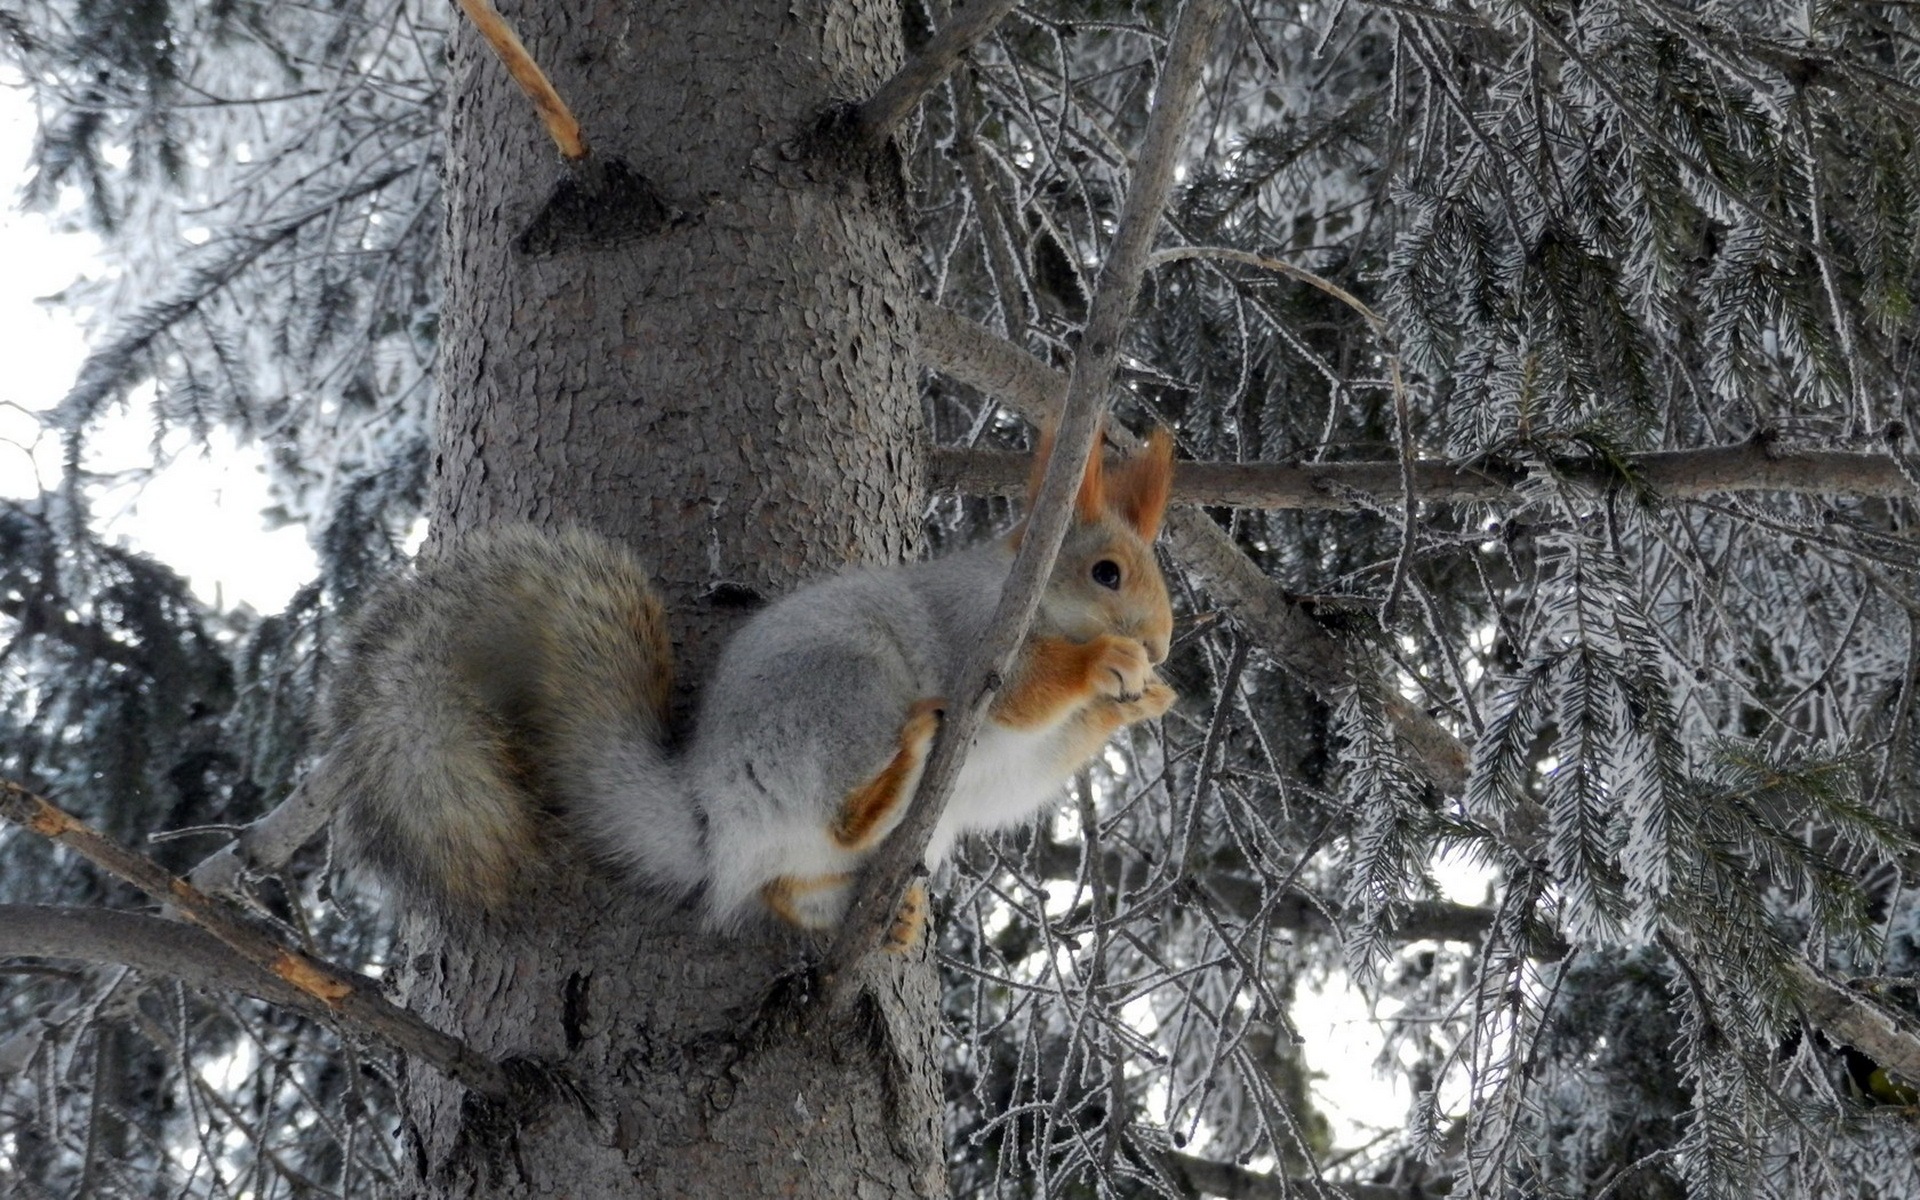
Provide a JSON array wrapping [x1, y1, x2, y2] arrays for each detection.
[[925, 721, 1074, 865]]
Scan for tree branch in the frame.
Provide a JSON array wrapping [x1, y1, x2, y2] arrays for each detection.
[[852, 0, 1023, 145], [0, 905, 310, 1012], [929, 444, 1914, 508], [919, 301, 1066, 416], [821, 0, 1233, 992], [0, 780, 512, 1098], [452, 0, 587, 159], [1784, 957, 1920, 1086], [187, 775, 335, 898]]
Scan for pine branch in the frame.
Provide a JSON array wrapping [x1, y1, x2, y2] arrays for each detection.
[[0, 780, 512, 1099], [54, 167, 411, 432], [820, 0, 1233, 991], [0, 593, 146, 670], [852, 0, 1023, 145], [929, 443, 1914, 508]]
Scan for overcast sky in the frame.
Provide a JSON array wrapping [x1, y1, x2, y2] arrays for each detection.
[[0, 78, 315, 611]]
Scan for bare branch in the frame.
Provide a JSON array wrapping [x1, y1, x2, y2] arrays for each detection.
[[1151, 244, 1387, 329], [452, 0, 587, 159], [187, 775, 335, 898], [1784, 958, 1920, 1086], [0, 905, 310, 1012], [919, 301, 1065, 418], [822, 0, 1234, 990], [929, 444, 1914, 508], [0, 780, 512, 1098], [853, 0, 1023, 145]]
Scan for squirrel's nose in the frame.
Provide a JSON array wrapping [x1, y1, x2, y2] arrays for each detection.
[[1145, 633, 1169, 665]]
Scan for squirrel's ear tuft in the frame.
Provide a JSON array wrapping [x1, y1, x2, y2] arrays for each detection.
[[1026, 419, 1109, 525], [1109, 428, 1173, 541]]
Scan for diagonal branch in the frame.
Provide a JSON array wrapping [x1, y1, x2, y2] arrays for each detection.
[[928, 444, 1915, 508], [452, 0, 587, 159], [819, 0, 1234, 993], [852, 0, 1023, 145], [0, 780, 511, 1098]]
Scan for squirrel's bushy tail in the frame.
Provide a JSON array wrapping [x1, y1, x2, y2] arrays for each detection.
[[318, 526, 704, 920]]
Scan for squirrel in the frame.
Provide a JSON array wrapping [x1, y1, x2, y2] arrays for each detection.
[[315, 428, 1177, 948]]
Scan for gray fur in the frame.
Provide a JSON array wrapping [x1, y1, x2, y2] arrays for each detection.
[[322, 511, 1172, 933], [316, 527, 700, 921]]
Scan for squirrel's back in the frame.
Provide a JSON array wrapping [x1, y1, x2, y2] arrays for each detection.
[[316, 527, 699, 920]]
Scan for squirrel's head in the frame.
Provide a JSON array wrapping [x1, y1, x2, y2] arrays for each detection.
[[1014, 424, 1175, 664]]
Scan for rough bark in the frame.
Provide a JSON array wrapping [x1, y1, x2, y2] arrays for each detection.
[[416, 1, 945, 1194]]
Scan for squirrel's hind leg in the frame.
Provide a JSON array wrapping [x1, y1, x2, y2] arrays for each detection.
[[828, 697, 945, 851], [757, 875, 929, 952], [760, 872, 854, 929], [755, 698, 944, 941]]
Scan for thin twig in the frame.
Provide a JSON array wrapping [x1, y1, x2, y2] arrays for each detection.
[[451, 0, 587, 159], [0, 780, 512, 1098], [1149, 245, 1385, 328], [818, 0, 1233, 995]]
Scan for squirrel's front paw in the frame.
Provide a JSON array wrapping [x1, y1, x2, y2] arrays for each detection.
[[1091, 636, 1153, 703], [1118, 677, 1176, 722]]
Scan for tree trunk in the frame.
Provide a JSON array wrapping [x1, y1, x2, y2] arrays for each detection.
[[412, 1, 945, 1193]]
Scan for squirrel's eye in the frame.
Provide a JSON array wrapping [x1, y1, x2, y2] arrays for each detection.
[[1091, 559, 1123, 590]]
